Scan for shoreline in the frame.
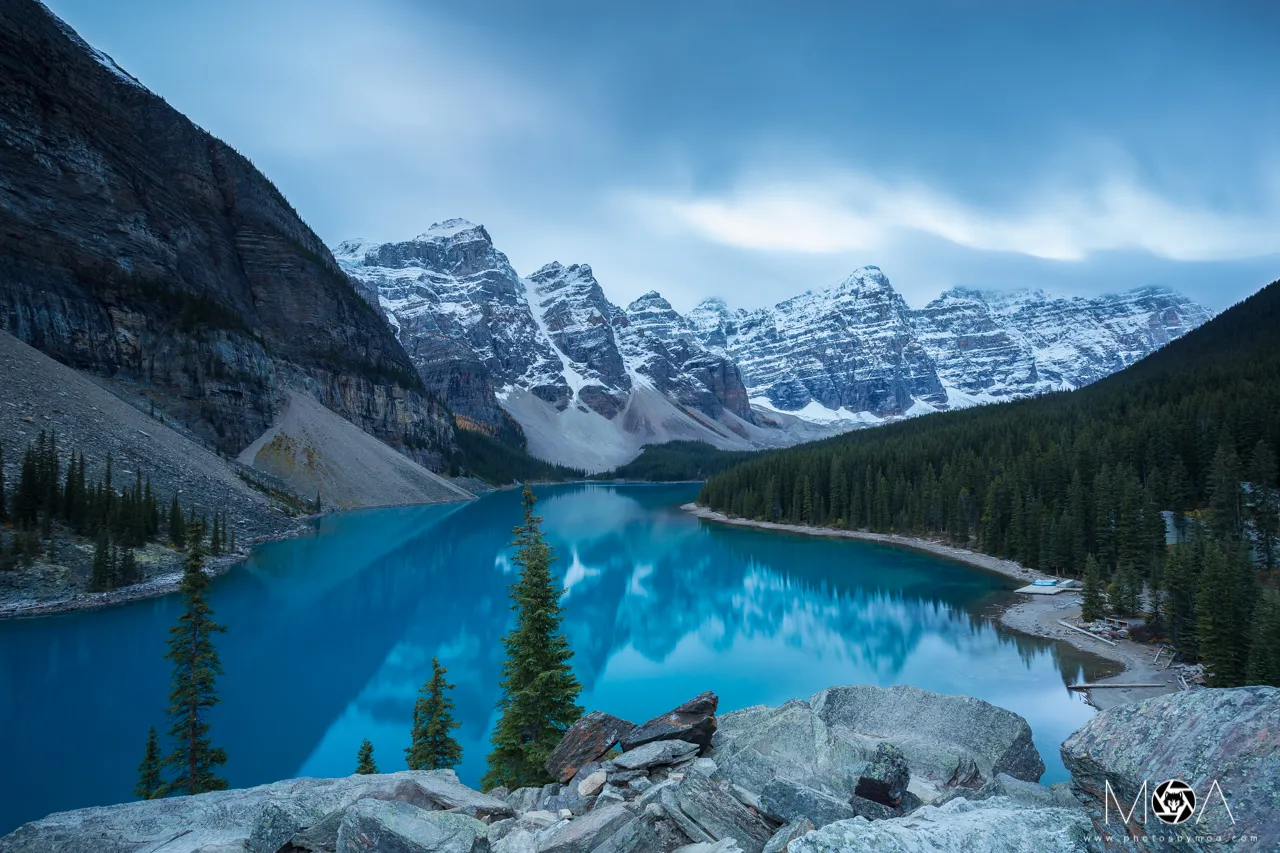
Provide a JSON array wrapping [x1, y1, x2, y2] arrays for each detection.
[[683, 502, 1180, 708], [0, 520, 312, 621]]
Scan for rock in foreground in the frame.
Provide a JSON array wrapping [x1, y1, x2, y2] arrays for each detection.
[[712, 684, 1045, 801], [789, 797, 1094, 853], [1062, 686, 1280, 853], [0, 770, 510, 853]]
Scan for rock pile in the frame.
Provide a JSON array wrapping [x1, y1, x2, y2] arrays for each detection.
[[5, 685, 1276, 853]]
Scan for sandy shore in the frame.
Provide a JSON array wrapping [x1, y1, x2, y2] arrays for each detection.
[[684, 502, 1180, 709]]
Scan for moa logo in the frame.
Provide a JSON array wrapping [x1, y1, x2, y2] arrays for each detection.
[[1105, 778, 1235, 827]]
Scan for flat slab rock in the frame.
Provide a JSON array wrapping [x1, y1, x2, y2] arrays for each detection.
[[1061, 685, 1280, 853], [544, 710, 637, 784], [335, 799, 488, 853], [789, 797, 1094, 853], [0, 770, 511, 853], [612, 738, 700, 771], [621, 691, 719, 752], [711, 685, 1044, 800]]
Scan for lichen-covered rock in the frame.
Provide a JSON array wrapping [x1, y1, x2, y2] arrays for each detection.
[[762, 819, 814, 853], [712, 685, 1044, 802], [1061, 686, 1280, 853], [621, 692, 719, 753], [789, 797, 1095, 853], [533, 802, 635, 853], [759, 779, 853, 829], [545, 710, 638, 784], [613, 739, 701, 771], [854, 743, 910, 806], [334, 800, 488, 853], [0, 771, 508, 853], [661, 772, 775, 853]]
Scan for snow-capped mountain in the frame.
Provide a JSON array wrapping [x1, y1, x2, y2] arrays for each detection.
[[335, 221, 835, 471], [689, 269, 1213, 419], [337, 222, 1213, 470]]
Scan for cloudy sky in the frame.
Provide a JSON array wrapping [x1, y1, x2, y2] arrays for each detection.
[[48, 0, 1280, 312]]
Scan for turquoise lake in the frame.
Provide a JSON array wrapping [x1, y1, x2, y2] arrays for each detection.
[[0, 483, 1112, 834]]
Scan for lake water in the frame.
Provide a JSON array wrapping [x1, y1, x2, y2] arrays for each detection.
[[0, 483, 1112, 834]]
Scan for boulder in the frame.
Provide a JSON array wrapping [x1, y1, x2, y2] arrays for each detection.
[[846, 790, 921, 821], [504, 787, 542, 815], [621, 692, 719, 753], [334, 799, 488, 853], [674, 842, 744, 853], [711, 686, 1044, 801], [933, 773, 1079, 811], [577, 770, 608, 797], [660, 772, 775, 853], [545, 711, 638, 784], [853, 743, 909, 806], [587, 804, 695, 853], [758, 779, 854, 829], [1061, 686, 1280, 853], [534, 802, 635, 853], [788, 797, 1094, 853], [0, 771, 507, 853], [613, 739, 701, 771], [762, 819, 814, 853], [943, 756, 984, 790]]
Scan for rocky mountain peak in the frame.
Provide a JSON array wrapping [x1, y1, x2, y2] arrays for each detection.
[[414, 218, 491, 244]]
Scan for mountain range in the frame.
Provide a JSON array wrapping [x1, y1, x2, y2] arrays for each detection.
[[338, 222, 1213, 471]]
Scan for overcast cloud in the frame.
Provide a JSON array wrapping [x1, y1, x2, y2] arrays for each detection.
[[46, 0, 1280, 312]]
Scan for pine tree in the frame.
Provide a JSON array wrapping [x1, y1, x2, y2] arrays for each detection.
[[163, 535, 228, 794], [209, 513, 222, 557], [1196, 544, 1257, 687], [0, 441, 7, 524], [135, 727, 164, 799], [90, 528, 113, 592], [407, 658, 463, 771], [482, 485, 583, 790], [355, 738, 378, 775], [1248, 441, 1279, 570], [1244, 592, 1280, 687], [169, 496, 186, 548], [1080, 554, 1107, 623]]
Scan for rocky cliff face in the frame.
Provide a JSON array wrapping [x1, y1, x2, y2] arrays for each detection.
[[912, 285, 1214, 401], [0, 0, 455, 466], [689, 269, 1213, 419], [689, 267, 949, 417]]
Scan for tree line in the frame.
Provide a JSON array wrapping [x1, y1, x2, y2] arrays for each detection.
[[137, 484, 585, 796], [699, 280, 1280, 688], [0, 431, 233, 584]]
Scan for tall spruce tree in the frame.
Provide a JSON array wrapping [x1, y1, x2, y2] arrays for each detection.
[[482, 486, 583, 790], [355, 739, 378, 775], [1196, 544, 1257, 687], [163, 535, 228, 794], [1245, 592, 1280, 687], [407, 658, 463, 771], [135, 727, 164, 799], [169, 496, 186, 548], [1080, 555, 1107, 623]]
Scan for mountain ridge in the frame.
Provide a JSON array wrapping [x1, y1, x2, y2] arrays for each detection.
[[338, 221, 1212, 471]]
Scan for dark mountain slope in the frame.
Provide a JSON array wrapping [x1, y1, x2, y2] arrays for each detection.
[[0, 0, 454, 464]]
